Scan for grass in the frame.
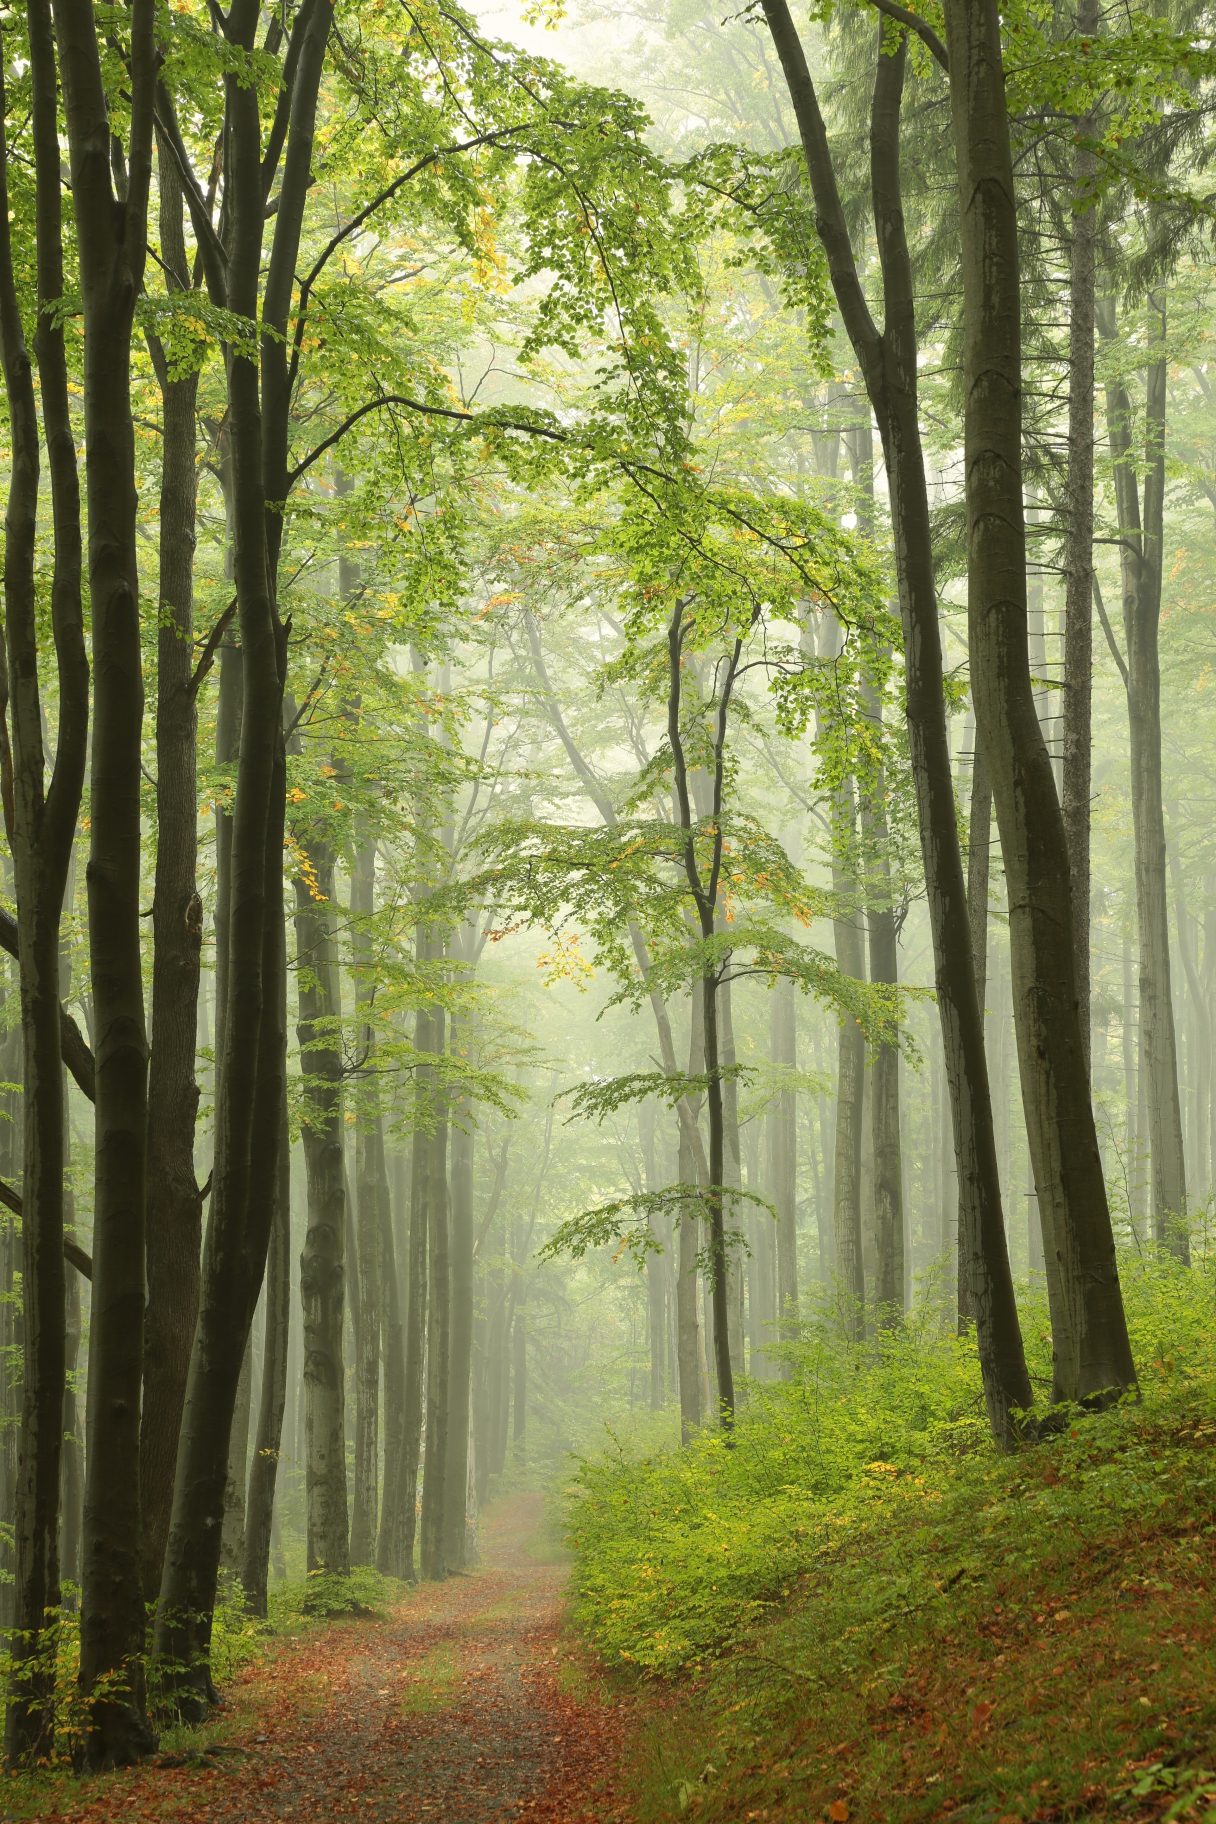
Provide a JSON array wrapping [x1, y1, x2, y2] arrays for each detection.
[[566, 1253, 1216, 1823], [398, 1641, 462, 1716]]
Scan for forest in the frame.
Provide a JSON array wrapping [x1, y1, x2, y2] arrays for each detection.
[[1, 0, 1216, 1818]]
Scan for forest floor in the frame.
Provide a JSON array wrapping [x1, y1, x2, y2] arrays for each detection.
[[8, 1493, 632, 1824], [612, 1392, 1216, 1824]]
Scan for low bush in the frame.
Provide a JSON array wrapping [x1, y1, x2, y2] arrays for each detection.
[[564, 1249, 1216, 1675]]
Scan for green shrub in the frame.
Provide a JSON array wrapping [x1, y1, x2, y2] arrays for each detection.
[[564, 1249, 1216, 1674]]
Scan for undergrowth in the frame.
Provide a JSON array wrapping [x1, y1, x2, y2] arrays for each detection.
[[0, 1564, 407, 1772], [567, 1252, 1216, 1822]]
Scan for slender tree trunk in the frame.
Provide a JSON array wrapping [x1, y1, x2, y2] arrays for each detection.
[[511, 1294, 527, 1465], [0, 1, 88, 1753], [769, 979, 798, 1367], [155, 0, 329, 1711], [761, 0, 1031, 1441], [958, 731, 991, 1328], [401, 1043, 430, 1582], [823, 677, 867, 1336], [349, 834, 382, 1567], [52, 0, 156, 1763], [420, 990, 451, 1581], [1062, 0, 1099, 1067], [943, 0, 1135, 1404], [444, 1035, 475, 1571], [376, 1147, 408, 1577], [1101, 297, 1188, 1258], [294, 837, 350, 1582], [242, 1089, 291, 1617], [141, 148, 204, 1608]]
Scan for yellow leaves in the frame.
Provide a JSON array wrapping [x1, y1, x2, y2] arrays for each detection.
[[865, 1461, 899, 1477], [288, 786, 307, 805], [535, 930, 595, 990]]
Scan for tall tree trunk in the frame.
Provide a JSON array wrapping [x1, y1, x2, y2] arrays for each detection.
[[958, 731, 991, 1328], [141, 147, 204, 1608], [640, 1100, 667, 1405], [1100, 295, 1188, 1259], [420, 994, 451, 1581], [1062, 0, 1099, 1067], [769, 979, 798, 1368], [401, 1042, 431, 1582], [667, 604, 737, 1428], [0, 0, 88, 1756], [53, 0, 157, 1764], [443, 1033, 475, 1572], [760, 0, 1032, 1441], [376, 1147, 408, 1576], [830, 788, 867, 1338], [294, 836, 350, 1582], [155, 0, 330, 1712], [242, 1089, 291, 1618], [349, 834, 382, 1567], [943, 0, 1135, 1404]]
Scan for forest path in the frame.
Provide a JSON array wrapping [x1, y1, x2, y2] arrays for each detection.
[[42, 1493, 632, 1824]]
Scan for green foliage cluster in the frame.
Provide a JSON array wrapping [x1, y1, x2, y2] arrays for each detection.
[[564, 1250, 1216, 1677]]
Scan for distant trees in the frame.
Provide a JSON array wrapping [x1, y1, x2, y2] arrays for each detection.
[[4, 0, 1216, 1780]]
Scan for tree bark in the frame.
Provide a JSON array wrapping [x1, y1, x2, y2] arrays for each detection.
[[769, 978, 798, 1368], [242, 1089, 291, 1618], [667, 602, 738, 1429], [401, 1030, 431, 1582], [958, 731, 991, 1328], [942, 0, 1136, 1404], [830, 779, 867, 1337], [420, 992, 451, 1581], [156, 0, 330, 1710], [141, 144, 204, 1608], [376, 1147, 409, 1577], [760, 0, 1032, 1441], [52, 0, 157, 1764], [443, 1027, 476, 1572], [0, 0, 89, 1756], [1100, 295, 1188, 1259], [349, 834, 383, 1567], [1062, 1, 1099, 1067], [294, 832, 350, 1582]]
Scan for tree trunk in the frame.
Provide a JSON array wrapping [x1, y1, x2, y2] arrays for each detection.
[[769, 978, 798, 1368], [154, 0, 329, 1711], [420, 987, 451, 1580], [242, 1090, 291, 1618], [828, 760, 867, 1336], [1101, 297, 1188, 1259], [958, 731, 991, 1328], [1061, 0, 1099, 1067], [219, 1338, 253, 1578], [401, 1045, 431, 1582], [943, 0, 1135, 1404], [141, 146, 204, 1609], [0, 0, 88, 1754], [761, 0, 1032, 1441], [443, 1036, 475, 1572], [349, 834, 382, 1567], [52, 0, 156, 1764], [294, 838, 350, 1582], [376, 1148, 409, 1577]]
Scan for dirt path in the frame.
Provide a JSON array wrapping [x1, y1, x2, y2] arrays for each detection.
[[39, 1495, 633, 1824]]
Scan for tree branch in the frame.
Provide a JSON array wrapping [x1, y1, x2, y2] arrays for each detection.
[[864, 0, 949, 72], [0, 908, 96, 1102], [0, 1177, 93, 1278]]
